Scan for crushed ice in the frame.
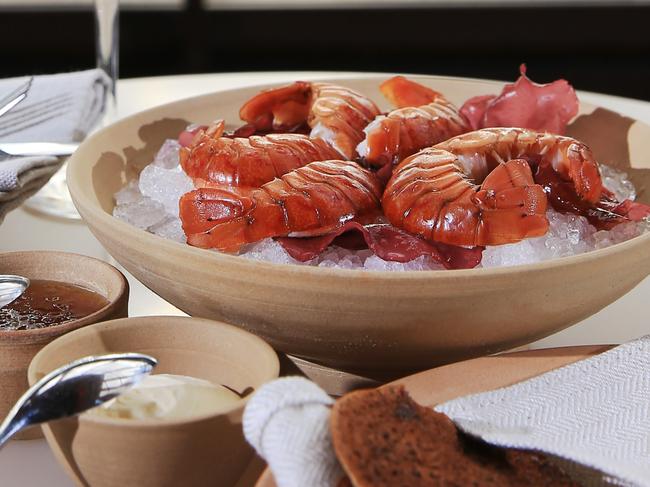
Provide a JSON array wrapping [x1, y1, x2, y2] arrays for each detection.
[[481, 209, 648, 268], [600, 165, 636, 203], [240, 239, 447, 271], [112, 139, 190, 243], [113, 142, 648, 270]]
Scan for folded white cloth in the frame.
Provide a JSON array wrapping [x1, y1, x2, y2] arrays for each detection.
[[243, 377, 343, 487], [0, 157, 62, 221], [0, 69, 109, 143], [437, 337, 650, 487], [0, 69, 109, 222], [0, 156, 59, 193], [244, 338, 650, 487]]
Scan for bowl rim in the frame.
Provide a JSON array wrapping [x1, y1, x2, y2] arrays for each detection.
[[66, 72, 650, 281], [27, 315, 281, 428], [0, 250, 128, 343]]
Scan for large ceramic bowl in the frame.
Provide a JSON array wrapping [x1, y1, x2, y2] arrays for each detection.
[[67, 74, 650, 372]]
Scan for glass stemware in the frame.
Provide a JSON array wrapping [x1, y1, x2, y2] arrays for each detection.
[[95, 0, 119, 124], [24, 0, 119, 220]]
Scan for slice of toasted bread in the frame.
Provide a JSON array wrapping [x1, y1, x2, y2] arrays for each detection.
[[330, 385, 578, 487]]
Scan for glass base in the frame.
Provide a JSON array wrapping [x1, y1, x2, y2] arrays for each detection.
[[23, 162, 80, 220]]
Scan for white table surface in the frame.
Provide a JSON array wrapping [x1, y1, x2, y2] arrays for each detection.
[[1, 71, 650, 486]]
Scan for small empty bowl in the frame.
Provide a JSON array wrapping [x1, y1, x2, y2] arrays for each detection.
[[0, 250, 128, 439], [28, 316, 280, 487]]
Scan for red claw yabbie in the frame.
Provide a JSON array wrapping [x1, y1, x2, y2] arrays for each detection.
[[179, 120, 343, 189], [382, 128, 605, 247], [239, 82, 381, 160], [383, 153, 548, 247], [357, 76, 469, 168], [436, 128, 603, 206], [180, 160, 383, 252]]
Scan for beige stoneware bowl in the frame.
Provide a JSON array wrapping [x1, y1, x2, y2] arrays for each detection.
[[28, 315, 279, 487], [0, 251, 128, 439], [66, 73, 650, 372]]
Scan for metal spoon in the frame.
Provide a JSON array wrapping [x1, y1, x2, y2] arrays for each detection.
[[0, 275, 30, 308], [0, 353, 157, 448]]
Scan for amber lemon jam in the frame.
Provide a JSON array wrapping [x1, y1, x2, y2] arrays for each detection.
[[0, 280, 108, 331]]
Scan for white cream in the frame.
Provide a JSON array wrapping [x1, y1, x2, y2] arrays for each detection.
[[87, 374, 240, 420]]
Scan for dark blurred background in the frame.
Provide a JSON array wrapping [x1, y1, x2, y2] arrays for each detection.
[[1, 0, 649, 100]]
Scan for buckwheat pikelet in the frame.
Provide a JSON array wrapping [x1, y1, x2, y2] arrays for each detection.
[[330, 386, 579, 487]]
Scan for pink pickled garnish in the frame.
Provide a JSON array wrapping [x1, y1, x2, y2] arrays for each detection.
[[460, 64, 579, 135]]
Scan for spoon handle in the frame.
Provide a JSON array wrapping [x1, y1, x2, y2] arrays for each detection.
[[0, 410, 28, 449], [0, 353, 156, 449]]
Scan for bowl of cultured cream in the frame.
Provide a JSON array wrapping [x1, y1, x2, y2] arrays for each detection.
[[88, 374, 241, 421], [27, 316, 279, 487]]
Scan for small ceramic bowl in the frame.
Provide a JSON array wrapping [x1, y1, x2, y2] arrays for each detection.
[[28, 316, 280, 487], [0, 250, 128, 439]]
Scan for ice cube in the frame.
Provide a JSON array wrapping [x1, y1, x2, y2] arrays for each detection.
[[113, 197, 166, 229], [609, 221, 642, 244], [138, 164, 194, 217], [114, 179, 142, 205], [567, 227, 580, 245], [482, 239, 539, 268], [600, 164, 636, 202], [149, 216, 186, 243], [242, 239, 307, 265], [363, 254, 444, 271], [153, 139, 182, 169]]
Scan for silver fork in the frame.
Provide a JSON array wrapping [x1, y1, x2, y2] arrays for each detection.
[[0, 94, 73, 139], [0, 142, 78, 158], [0, 78, 77, 160], [0, 76, 33, 119], [0, 79, 34, 161]]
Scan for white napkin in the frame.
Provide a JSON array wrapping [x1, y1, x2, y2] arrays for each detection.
[[244, 338, 650, 487], [0, 69, 109, 143], [243, 377, 343, 487], [437, 337, 650, 486], [0, 69, 109, 222]]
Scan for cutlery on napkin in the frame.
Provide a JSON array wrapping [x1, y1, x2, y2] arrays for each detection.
[[244, 338, 650, 487], [0, 69, 110, 223], [0, 76, 32, 119]]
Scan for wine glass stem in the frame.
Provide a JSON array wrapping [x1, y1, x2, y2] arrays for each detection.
[[95, 0, 119, 105]]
